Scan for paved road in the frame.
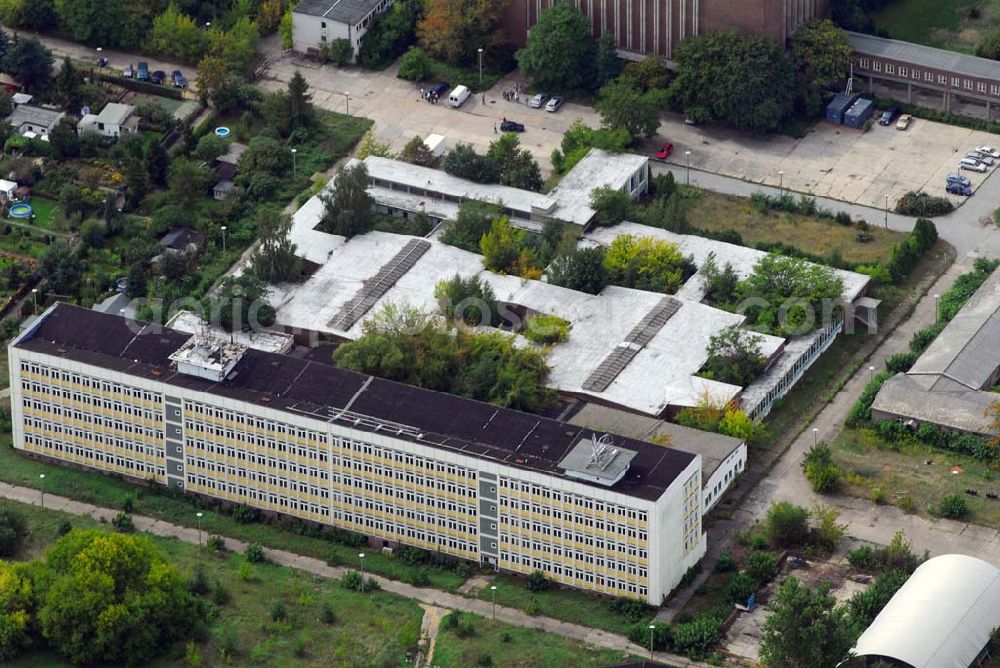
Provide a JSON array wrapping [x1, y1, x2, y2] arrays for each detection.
[[0, 481, 711, 668]]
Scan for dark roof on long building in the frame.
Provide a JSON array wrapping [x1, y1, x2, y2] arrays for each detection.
[[848, 31, 1000, 81], [15, 304, 696, 502], [293, 0, 383, 25]]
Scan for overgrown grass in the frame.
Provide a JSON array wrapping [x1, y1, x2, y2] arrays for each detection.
[[24, 197, 64, 231], [0, 433, 465, 592], [831, 426, 1000, 529], [475, 574, 644, 634], [2, 499, 424, 667], [685, 189, 906, 265], [432, 610, 636, 668], [871, 0, 990, 54], [427, 59, 506, 93]]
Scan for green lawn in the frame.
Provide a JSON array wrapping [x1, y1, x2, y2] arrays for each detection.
[[871, 0, 998, 54], [24, 196, 64, 231], [432, 611, 638, 668], [475, 574, 646, 634], [2, 499, 424, 667]]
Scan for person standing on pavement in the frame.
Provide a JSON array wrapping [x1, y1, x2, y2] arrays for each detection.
[[494, 123, 497, 134]]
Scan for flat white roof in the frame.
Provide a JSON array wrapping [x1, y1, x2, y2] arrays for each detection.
[[165, 310, 294, 354], [270, 225, 784, 415], [547, 150, 648, 227], [585, 223, 870, 303]]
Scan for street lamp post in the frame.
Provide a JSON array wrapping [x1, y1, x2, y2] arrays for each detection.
[[196, 511, 203, 547], [220, 225, 227, 255], [685, 150, 691, 185], [778, 170, 784, 193], [869, 365, 875, 383], [952, 469, 960, 495], [884, 194, 890, 228], [359, 552, 366, 592], [648, 623, 656, 658], [291, 148, 297, 179], [933, 294, 940, 322], [38, 473, 45, 509], [812, 427, 819, 447], [478, 48, 484, 87], [31, 288, 37, 312], [490, 585, 497, 620]]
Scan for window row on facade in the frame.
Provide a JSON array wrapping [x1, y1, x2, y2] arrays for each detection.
[[856, 57, 1000, 96]]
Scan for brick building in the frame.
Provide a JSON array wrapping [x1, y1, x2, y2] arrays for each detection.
[[501, 0, 829, 60]]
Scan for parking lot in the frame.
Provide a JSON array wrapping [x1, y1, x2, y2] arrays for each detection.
[[262, 57, 601, 174], [651, 112, 999, 208]]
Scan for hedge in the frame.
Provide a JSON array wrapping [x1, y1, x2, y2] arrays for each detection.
[[867, 93, 1000, 135], [846, 371, 895, 427], [873, 420, 998, 462], [884, 351, 918, 373], [97, 73, 185, 100]]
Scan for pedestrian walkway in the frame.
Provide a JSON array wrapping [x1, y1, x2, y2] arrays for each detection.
[[0, 480, 712, 668]]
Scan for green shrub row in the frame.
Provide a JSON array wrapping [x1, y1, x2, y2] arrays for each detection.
[[97, 72, 185, 100], [845, 371, 895, 427], [867, 93, 1000, 134]]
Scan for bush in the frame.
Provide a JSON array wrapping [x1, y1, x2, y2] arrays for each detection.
[[628, 621, 671, 651], [745, 551, 779, 585], [885, 351, 919, 373], [894, 191, 953, 217], [727, 572, 757, 604], [231, 504, 261, 524], [848, 532, 923, 574], [212, 580, 231, 606], [188, 564, 211, 595], [523, 314, 571, 345], [245, 542, 266, 563], [320, 603, 337, 625], [845, 371, 894, 427], [111, 511, 135, 533], [714, 552, 736, 573], [938, 494, 969, 519], [0, 507, 29, 556], [802, 442, 841, 493], [765, 501, 811, 549], [846, 569, 909, 628], [610, 597, 653, 623], [527, 570, 551, 592], [270, 601, 288, 622], [398, 47, 433, 81], [207, 534, 226, 552], [672, 615, 723, 661], [57, 520, 73, 536]]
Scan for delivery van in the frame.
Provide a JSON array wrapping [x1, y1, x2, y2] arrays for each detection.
[[448, 85, 470, 108]]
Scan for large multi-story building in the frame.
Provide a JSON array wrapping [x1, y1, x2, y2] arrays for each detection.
[[9, 303, 707, 604], [501, 0, 829, 60]]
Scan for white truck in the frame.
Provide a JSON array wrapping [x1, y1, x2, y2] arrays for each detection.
[[448, 85, 470, 108]]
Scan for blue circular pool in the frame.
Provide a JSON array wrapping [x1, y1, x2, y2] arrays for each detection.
[[8, 203, 31, 219], [215, 127, 231, 138]]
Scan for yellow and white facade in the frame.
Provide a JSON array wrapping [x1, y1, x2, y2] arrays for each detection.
[[9, 304, 706, 604]]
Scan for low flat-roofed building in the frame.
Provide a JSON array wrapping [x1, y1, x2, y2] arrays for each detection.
[[568, 403, 747, 513], [7, 105, 65, 137], [352, 150, 648, 231], [10, 302, 708, 604], [873, 267, 1000, 436], [267, 229, 785, 417], [292, 0, 399, 60], [77, 102, 139, 139]]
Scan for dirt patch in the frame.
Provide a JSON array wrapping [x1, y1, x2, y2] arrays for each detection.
[[956, 27, 984, 47]]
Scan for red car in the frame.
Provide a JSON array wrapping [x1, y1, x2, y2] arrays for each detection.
[[655, 142, 674, 160]]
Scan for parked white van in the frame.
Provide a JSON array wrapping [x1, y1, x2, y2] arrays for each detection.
[[448, 85, 471, 108]]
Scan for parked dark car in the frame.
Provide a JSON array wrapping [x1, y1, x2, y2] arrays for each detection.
[[500, 120, 525, 132], [946, 182, 973, 196], [172, 70, 187, 88], [150, 70, 166, 85], [878, 106, 900, 125], [947, 173, 971, 187], [425, 82, 449, 100], [136, 62, 149, 81]]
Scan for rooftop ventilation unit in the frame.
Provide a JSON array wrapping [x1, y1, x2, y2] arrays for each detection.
[[168, 334, 247, 382], [559, 432, 637, 486]]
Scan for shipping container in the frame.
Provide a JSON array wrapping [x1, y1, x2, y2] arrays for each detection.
[[843, 98, 875, 129], [825, 94, 858, 125]]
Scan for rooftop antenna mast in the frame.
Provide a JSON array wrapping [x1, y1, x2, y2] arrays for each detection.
[[845, 61, 855, 96], [588, 433, 620, 471]]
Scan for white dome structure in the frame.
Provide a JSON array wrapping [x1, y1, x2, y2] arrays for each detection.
[[851, 554, 1000, 668]]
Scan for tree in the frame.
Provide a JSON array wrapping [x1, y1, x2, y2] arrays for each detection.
[[443, 143, 500, 184], [147, 5, 207, 65], [53, 0, 121, 46], [589, 187, 634, 226], [122, 157, 150, 210], [358, 0, 423, 68], [320, 163, 374, 238], [702, 325, 766, 385], [802, 443, 841, 494], [240, 136, 290, 176], [765, 501, 811, 549], [0, 90, 11, 118], [195, 134, 229, 163], [51, 57, 83, 110], [399, 136, 435, 166], [620, 56, 672, 92], [417, 0, 506, 66], [440, 199, 502, 251], [209, 275, 275, 332], [480, 217, 538, 277], [603, 234, 693, 294], [79, 219, 105, 249], [790, 20, 853, 115], [0, 560, 33, 661], [37, 530, 202, 666], [126, 262, 147, 298], [40, 243, 82, 295], [158, 252, 188, 284], [596, 78, 666, 139], [700, 252, 739, 304], [250, 212, 302, 283], [287, 70, 313, 130], [0, 507, 28, 557], [23, 0, 56, 30], [49, 118, 79, 159], [434, 274, 499, 325], [487, 133, 542, 191], [516, 3, 595, 92], [167, 159, 212, 207], [195, 55, 230, 104], [736, 254, 844, 336], [548, 247, 608, 295], [593, 32, 623, 88], [145, 141, 169, 187], [758, 577, 856, 668], [2, 37, 53, 92], [206, 16, 260, 75], [669, 29, 797, 134], [357, 128, 395, 160], [978, 30, 1000, 60], [398, 46, 433, 81]]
